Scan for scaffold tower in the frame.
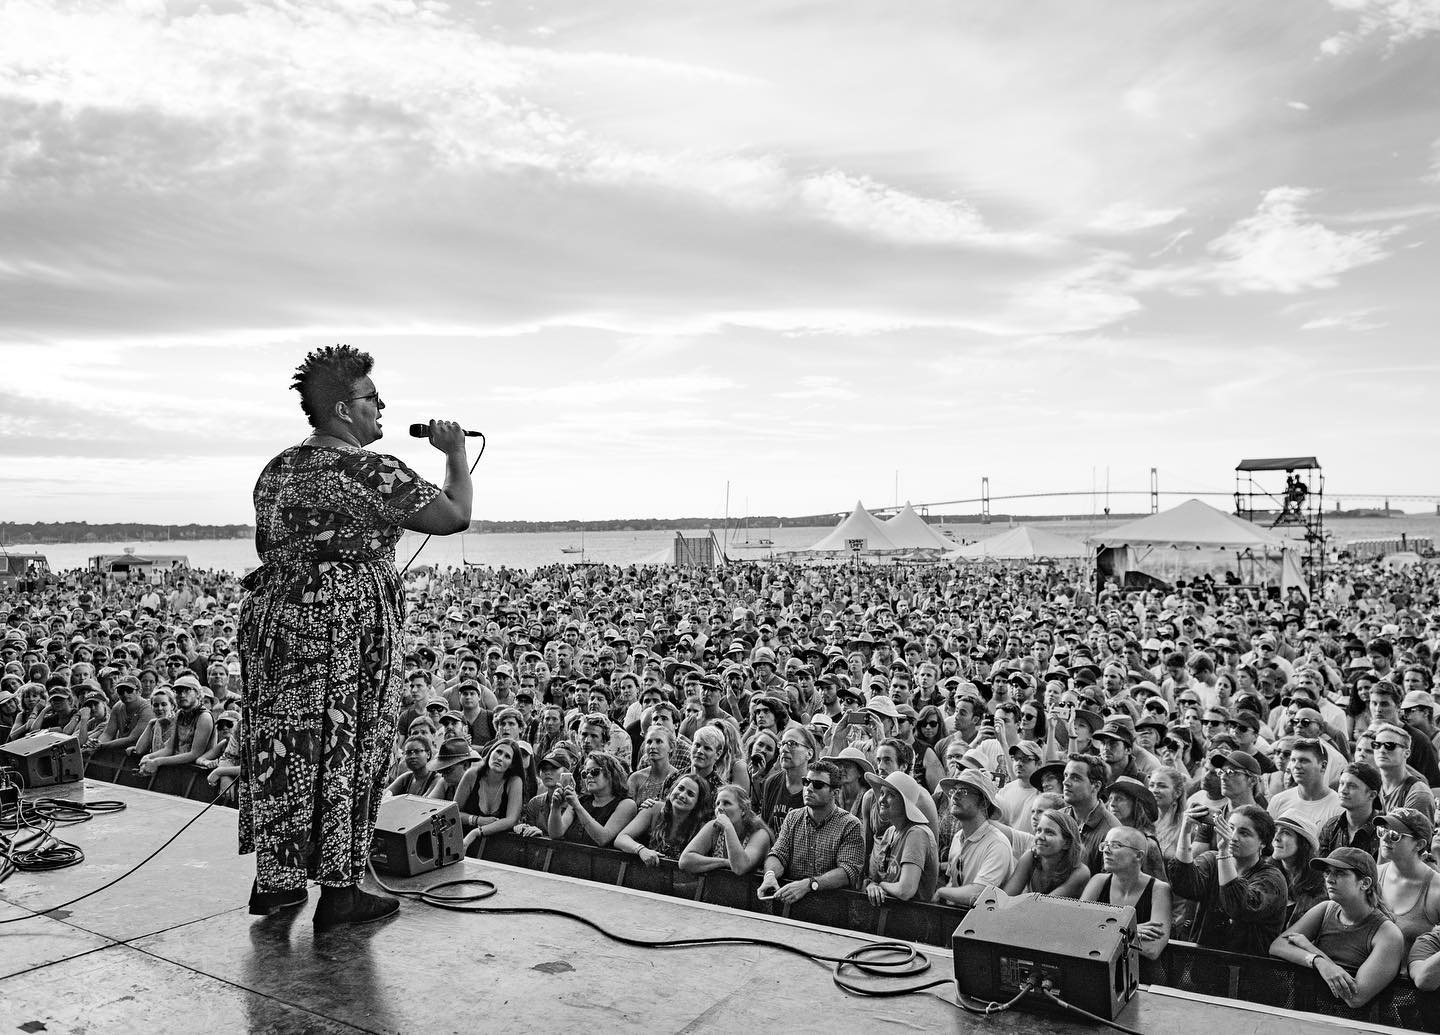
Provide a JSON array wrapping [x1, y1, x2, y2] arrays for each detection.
[[1235, 457, 1325, 590]]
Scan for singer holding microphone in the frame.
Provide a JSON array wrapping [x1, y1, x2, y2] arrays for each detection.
[[237, 345, 473, 929]]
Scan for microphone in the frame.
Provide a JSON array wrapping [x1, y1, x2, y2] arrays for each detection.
[[409, 423, 483, 439]]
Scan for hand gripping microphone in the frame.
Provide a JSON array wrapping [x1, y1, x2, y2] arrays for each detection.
[[408, 423, 484, 438]]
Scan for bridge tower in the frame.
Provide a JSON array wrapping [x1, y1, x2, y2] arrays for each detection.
[[1235, 457, 1325, 592], [1149, 468, 1159, 514], [980, 477, 991, 525]]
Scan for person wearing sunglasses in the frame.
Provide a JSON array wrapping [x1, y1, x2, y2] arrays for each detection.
[[757, 759, 864, 905], [1377, 808, 1440, 955], [1370, 722, 1436, 817], [238, 346, 472, 928]]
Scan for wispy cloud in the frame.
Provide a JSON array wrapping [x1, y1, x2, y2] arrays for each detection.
[[1322, 0, 1440, 54], [1088, 203, 1186, 234]]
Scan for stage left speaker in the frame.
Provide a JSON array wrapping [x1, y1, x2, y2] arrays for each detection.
[[0, 731, 84, 788], [370, 795, 464, 877]]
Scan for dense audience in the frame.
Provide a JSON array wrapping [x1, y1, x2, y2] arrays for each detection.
[[7, 550, 1440, 1011]]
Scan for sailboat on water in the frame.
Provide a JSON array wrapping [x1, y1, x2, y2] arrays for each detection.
[[561, 529, 585, 557]]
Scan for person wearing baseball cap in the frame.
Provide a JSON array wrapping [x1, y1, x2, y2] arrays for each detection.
[[1270, 846, 1402, 1009], [1373, 808, 1438, 954]]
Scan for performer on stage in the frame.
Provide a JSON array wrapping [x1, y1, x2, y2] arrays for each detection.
[[238, 345, 472, 928]]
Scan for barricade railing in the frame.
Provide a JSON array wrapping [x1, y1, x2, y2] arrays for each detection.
[[79, 759, 1440, 1030], [84, 745, 233, 806]]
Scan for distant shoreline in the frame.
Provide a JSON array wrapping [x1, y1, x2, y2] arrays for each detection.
[[0, 510, 1417, 545]]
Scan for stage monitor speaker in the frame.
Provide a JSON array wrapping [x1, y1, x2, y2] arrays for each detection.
[[0, 731, 84, 789], [370, 795, 464, 877], [953, 890, 1139, 1022]]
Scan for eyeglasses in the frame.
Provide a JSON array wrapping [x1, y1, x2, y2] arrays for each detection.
[[919, 720, 940, 728], [349, 391, 382, 406], [801, 778, 832, 790], [1374, 741, 1407, 752], [580, 768, 602, 777], [1381, 829, 1413, 844], [1201, 719, 1225, 728], [1100, 841, 1139, 853]]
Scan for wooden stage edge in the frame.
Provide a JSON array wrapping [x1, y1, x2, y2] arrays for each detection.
[[0, 782, 1413, 1034]]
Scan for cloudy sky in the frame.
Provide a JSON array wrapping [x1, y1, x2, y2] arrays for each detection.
[[3, 0, 1438, 524]]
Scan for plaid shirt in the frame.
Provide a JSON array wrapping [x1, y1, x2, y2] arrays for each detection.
[[767, 805, 865, 888]]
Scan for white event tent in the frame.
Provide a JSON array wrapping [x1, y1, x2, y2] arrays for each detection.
[[1086, 499, 1307, 594], [950, 525, 1089, 560], [880, 502, 952, 552], [796, 501, 897, 555]]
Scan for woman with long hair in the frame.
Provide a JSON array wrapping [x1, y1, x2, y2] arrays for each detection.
[[1171, 803, 1288, 956], [1002, 808, 1090, 898], [1271, 848, 1403, 1009], [688, 725, 729, 798], [706, 717, 750, 796], [679, 784, 773, 876], [1148, 766, 1187, 863], [615, 774, 714, 866], [1083, 825, 1172, 960], [745, 728, 780, 788], [128, 688, 176, 763], [896, 705, 945, 791], [548, 749, 637, 848], [1016, 700, 1047, 751], [454, 737, 526, 850], [628, 724, 676, 808], [1272, 816, 1325, 925]]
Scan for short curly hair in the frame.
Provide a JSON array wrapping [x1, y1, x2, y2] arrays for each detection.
[[290, 345, 374, 428]]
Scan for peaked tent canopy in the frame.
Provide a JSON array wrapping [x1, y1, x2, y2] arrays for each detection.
[[800, 501, 898, 553], [880, 503, 952, 551], [1086, 499, 1285, 551], [950, 525, 1089, 560]]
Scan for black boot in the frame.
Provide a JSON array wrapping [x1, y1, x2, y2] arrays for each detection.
[[249, 880, 308, 916], [313, 884, 399, 930]]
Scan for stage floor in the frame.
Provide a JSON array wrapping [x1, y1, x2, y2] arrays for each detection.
[[0, 782, 1408, 1033]]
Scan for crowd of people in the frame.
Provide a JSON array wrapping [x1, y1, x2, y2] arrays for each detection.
[[6, 550, 1440, 1009]]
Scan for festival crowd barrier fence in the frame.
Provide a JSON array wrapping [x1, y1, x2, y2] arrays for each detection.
[[78, 747, 1439, 1031]]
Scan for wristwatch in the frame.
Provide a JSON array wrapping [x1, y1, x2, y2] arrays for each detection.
[[1308, 952, 1320, 969], [809, 878, 820, 893]]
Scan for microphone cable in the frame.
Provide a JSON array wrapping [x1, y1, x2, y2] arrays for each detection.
[[399, 432, 486, 578], [366, 861, 959, 1001], [0, 774, 235, 924]]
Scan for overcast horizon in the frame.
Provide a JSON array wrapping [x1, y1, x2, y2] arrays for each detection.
[[3, 1, 1438, 525]]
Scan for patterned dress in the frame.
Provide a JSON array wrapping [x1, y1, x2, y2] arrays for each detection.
[[237, 445, 439, 889]]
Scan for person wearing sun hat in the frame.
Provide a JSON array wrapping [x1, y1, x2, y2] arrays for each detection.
[[861, 770, 940, 903], [821, 745, 875, 815], [935, 770, 1012, 908], [1270, 846, 1403, 1009]]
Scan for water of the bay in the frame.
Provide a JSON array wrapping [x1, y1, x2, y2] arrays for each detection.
[[16, 513, 1440, 575]]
